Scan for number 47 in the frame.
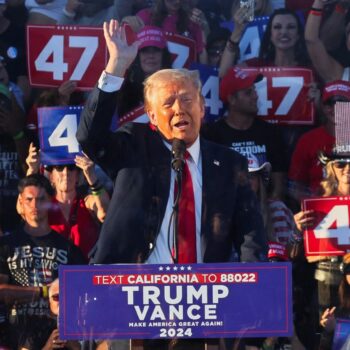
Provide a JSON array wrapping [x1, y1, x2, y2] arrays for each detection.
[[256, 76, 304, 116], [35, 35, 98, 81]]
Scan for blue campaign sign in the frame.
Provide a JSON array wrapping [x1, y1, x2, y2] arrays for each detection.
[[38, 106, 83, 165], [59, 262, 292, 340], [333, 319, 350, 350], [190, 63, 224, 123], [221, 16, 269, 63]]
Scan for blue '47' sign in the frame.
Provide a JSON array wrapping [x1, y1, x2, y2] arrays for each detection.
[[38, 106, 82, 165]]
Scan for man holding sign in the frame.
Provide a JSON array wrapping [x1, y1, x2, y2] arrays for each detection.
[[201, 67, 287, 199]]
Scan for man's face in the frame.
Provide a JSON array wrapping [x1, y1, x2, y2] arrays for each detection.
[[147, 78, 205, 146], [229, 85, 259, 115], [18, 186, 51, 227]]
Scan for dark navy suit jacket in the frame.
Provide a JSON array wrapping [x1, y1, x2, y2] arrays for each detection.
[[76, 88, 268, 264]]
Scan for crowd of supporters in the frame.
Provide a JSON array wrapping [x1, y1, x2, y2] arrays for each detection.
[[1, 0, 350, 349]]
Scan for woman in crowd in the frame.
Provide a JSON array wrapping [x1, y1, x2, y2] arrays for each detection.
[[114, 25, 172, 118], [220, 7, 310, 77], [319, 253, 350, 349], [305, 0, 350, 82], [25, 143, 109, 259], [294, 151, 350, 344], [128, 0, 208, 64]]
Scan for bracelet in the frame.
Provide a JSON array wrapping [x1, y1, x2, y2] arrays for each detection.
[[310, 7, 323, 12], [309, 9, 322, 16], [226, 39, 240, 53], [12, 130, 24, 141], [89, 180, 100, 190], [335, 4, 347, 14], [90, 185, 103, 193], [228, 38, 239, 46], [40, 285, 49, 299], [91, 188, 104, 196]]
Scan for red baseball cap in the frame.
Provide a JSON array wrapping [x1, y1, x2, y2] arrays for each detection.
[[137, 26, 167, 50], [322, 80, 350, 103], [219, 67, 262, 103]]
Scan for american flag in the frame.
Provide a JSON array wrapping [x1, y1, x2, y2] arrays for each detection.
[[11, 268, 52, 286]]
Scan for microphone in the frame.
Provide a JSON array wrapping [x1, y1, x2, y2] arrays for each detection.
[[171, 138, 186, 173]]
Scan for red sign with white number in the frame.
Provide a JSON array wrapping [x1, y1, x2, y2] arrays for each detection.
[[119, 105, 149, 127], [165, 32, 197, 69], [302, 196, 350, 256], [27, 25, 107, 90], [242, 67, 315, 125]]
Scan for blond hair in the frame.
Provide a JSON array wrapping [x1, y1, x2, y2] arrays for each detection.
[[320, 162, 339, 196], [143, 68, 202, 112]]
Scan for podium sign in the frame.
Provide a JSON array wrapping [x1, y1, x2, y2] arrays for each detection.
[[59, 263, 292, 340]]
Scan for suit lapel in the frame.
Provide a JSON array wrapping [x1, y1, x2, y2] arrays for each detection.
[[147, 129, 171, 222], [200, 138, 220, 236]]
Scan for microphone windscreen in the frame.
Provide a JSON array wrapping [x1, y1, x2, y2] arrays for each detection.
[[171, 138, 186, 172]]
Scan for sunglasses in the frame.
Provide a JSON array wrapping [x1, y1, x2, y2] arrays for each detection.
[[51, 294, 59, 301], [48, 164, 77, 172], [332, 160, 350, 169]]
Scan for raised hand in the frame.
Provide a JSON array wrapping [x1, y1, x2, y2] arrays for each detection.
[[26, 142, 40, 175], [104, 19, 140, 77], [58, 80, 77, 105], [320, 306, 336, 332]]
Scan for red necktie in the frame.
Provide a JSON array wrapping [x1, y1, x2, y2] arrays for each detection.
[[175, 152, 196, 263]]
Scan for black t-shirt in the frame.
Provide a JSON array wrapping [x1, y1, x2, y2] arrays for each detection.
[[0, 134, 22, 234], [201, 118, 288, 172], [0, 228, 86, 349], [0, 21, 27, 81]]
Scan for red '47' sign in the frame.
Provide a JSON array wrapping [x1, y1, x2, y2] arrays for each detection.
[[242, 67, 315, 125], [165, 32, 197, 69], [27, 25, 107, 90], [302, 196, 350, 256]]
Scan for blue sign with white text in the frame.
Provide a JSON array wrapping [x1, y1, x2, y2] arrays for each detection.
[[59, 263, 292, 340], [190, 63, 224, 123], [38, 106, 82, 165], [221, 16, 269, 63]]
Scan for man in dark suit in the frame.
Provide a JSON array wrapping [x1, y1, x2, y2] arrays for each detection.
[[77, 19, 267, 266], [76, 19, 267, 350]]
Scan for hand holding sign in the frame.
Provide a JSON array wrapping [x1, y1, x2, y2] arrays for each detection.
[[26, 142, 40, 176], [303, 196, 350, 256], [294, 210, 315, 231]]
